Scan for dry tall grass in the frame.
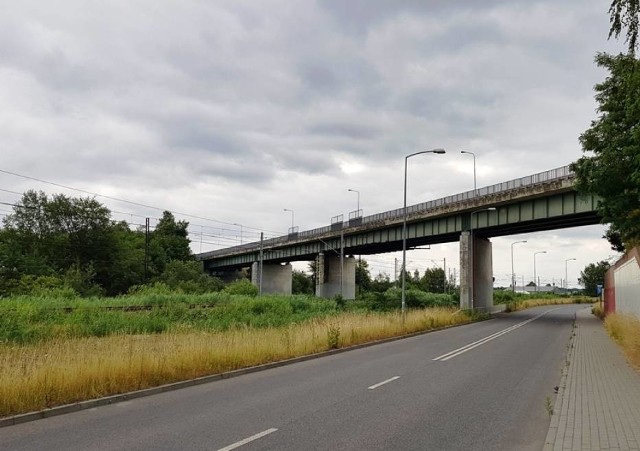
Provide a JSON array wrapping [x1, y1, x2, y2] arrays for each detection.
[[503, 297, 591, 312], [604, 313, 640, 370], [0, 308, 473, 417]]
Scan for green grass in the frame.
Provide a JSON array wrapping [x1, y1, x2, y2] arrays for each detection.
[[0, 307, 476, 417], [0, 293, 340, 344]]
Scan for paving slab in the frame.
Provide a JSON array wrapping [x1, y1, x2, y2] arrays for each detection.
[[544, 308, 640, 450]]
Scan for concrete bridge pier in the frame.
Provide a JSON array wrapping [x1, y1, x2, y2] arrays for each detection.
[[459, 231, 494, 311], [251, 262, 292, 295], [315, 253, 356, 299]]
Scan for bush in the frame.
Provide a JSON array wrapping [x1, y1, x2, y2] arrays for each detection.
[[493, 290, 517, 304], [224, 279, 259, 297], [157, 260, 224, 294], [354, 288, 457, 311]]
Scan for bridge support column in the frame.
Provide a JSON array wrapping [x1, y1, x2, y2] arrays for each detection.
[[251, 262, 292, 295], [459, 232, 494, 311], [315, 253, 356, 299]]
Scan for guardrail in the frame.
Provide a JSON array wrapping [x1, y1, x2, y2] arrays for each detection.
[[199, 165, 573, 259]]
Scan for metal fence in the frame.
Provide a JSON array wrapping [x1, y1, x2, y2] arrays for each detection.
[[199, 165, 573, 258]]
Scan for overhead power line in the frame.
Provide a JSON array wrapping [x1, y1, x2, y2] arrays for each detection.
[[0, 168, 285, 236]]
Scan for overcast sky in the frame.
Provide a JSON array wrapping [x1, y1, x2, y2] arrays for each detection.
[[0, 1, 625, 288]]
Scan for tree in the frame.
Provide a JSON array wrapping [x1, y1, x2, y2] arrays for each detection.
[[157, 260, 223, 293], [370, 272, 393, 293], [609, 0, 640, 55], [420, 267, 446, 293], [355, 258, 372, 292], [579, 261, 611, 296], [571, 53, 640, 250], [571, 2, 640, 250], [149, 211, 192, 274], [2, 191, 118, 294], [292, 269, 314, 295]]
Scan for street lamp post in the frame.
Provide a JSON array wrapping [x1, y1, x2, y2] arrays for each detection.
[[468, 207, 496, 309], [233, 223, 243, 244], [565, 258, 576, 290], [283, 208, 294, 233], [348, 188, 360, 217], [511, 240, 527, 292], [460, 151, 477, 196], [402, 148, 446, 315], [533, 251, 547, 292]]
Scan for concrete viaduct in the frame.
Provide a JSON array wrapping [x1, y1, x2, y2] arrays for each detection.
[[196, 165, 600, 310]]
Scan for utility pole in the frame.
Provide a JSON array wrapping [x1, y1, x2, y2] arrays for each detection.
[[443, 257, 447, 293], [259, 232, 264, 296], [144, 217, 150, 281], [340, 230, 344, 298]]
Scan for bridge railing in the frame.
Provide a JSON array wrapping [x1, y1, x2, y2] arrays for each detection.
[[360, 165, 572, 225], [199, 165, 573, 258]]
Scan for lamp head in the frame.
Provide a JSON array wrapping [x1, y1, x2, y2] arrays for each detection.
[[432, 148, 446, 154]]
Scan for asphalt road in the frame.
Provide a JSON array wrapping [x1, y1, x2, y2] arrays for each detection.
[[1, 305, 582, 451]]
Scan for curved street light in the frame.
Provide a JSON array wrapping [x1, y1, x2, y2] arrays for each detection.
[[401, 148, 446, 315], [460, 150, 477, 196], [511, 240, 527, 292], [565, 258, 576, 289], [283, 208, 294, 233], [348, 188, 361, 217], [233, 223, 243, 244], [533, 251, 547, 292]]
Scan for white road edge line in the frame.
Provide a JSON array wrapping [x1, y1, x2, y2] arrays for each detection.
[[217, 428, 278, 451], [432, 308, 563, 362], [368, 376, 400, 390]]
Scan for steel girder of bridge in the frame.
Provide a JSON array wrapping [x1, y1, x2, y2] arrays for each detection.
[[199, 167, 601, 272]]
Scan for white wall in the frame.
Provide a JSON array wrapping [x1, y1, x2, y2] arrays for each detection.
[[614, 257, 640, 317]]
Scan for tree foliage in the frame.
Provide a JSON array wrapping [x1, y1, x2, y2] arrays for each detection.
[[609, 0, 640, 55], [571, 53, 640, 249], [420, 267, 447, 293], [292, 270, 314, 295], [578, 261, 611, 296], [370, 272, 393, 293], [0, 191, 204, 297], [355, 258, 372, 292]]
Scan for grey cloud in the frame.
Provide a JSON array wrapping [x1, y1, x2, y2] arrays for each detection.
[[307, 122, 379, 140]]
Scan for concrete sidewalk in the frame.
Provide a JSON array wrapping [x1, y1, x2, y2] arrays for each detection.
[[544, 307, 640, 450]]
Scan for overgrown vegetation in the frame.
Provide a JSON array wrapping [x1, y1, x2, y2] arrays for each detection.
[[571, 0, 640, 251], [0, 307, 476, 417], [0, 191, 202, 297], [0, 291, 338, 344], [604, 313, 640, 370], [592, 303, 606, 319], [500, 294, 594, 313]]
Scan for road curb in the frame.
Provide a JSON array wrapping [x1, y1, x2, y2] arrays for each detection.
[[1, 318, 491, 428], [543, 310, 578, 449]]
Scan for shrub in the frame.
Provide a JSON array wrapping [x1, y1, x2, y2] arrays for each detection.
[[157, 260, 224, 294], [224, 279, 258, 297]]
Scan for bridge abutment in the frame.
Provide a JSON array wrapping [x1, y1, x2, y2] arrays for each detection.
[[251, 262, 293, 295], [315, 253, 356, 299], [459, 232, 494, 311]]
